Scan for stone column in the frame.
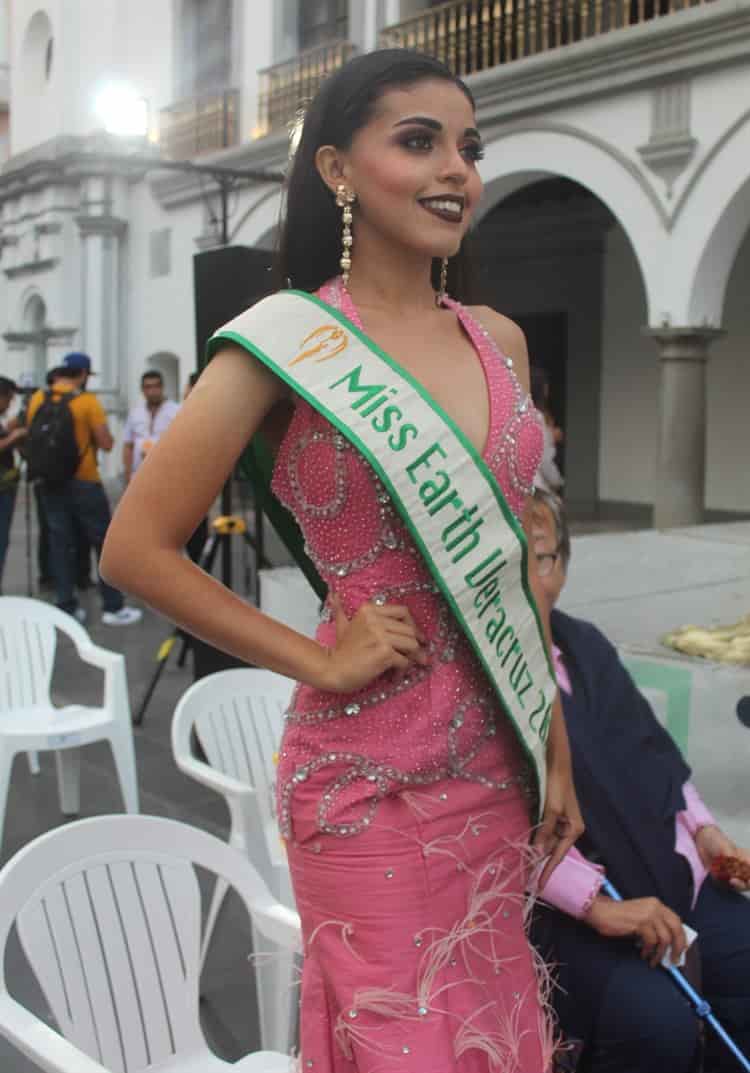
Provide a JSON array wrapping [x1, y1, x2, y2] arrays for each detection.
[[76, 176, 128, 411], [646, 327, 724, 529]]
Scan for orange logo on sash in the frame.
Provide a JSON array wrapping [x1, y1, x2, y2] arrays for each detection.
[[289, 324, 348, 366]]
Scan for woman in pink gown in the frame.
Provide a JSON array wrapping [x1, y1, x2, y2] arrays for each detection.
[[102, 49, 582, 1072]]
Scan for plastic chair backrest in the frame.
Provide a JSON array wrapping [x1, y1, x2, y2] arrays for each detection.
[[0, 815, 299, 1073], [0, 597, 65, 713], [185, 669, 293, 866]]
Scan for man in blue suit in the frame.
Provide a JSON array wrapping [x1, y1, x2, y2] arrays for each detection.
[[530, 490, 750, 1073]]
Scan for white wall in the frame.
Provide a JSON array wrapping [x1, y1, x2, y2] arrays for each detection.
[[238, 0, 273, 140], [3, 0, 749, 506], [598, 223, 655, 505], [125, 181, 205, 405], [705, 228, 750, 513], [10, 0, 174, 154], [11, 1, 62, 154]]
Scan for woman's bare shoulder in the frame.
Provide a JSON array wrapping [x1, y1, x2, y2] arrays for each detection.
[[466, 306, 530, 388], [208, 342, 292, 402]]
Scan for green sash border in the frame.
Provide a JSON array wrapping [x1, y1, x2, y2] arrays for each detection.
[[209, 289, 553, 814]]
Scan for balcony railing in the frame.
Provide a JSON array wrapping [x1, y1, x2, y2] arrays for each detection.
[[159, 88, 239, 161], [379, 0, 713, 75], [257, 40, 358, 137]]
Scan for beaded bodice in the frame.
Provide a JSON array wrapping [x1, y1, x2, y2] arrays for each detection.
[[271, 277, 544, 843]]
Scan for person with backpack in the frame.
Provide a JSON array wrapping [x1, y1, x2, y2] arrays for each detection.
[[0, 376, 26, 592], [25, 352, 141, 625], [35, 367, 94, 592]]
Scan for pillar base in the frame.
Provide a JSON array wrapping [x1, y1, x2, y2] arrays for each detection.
[[644, 327, 724, 530]]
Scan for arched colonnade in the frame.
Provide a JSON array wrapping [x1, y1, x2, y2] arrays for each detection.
[[243, 115, 750, 527]]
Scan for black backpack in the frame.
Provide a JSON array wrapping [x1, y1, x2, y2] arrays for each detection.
[[27, 390, 81, 485]]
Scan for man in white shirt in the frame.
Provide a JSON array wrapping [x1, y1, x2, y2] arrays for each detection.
[[122, 370, 180, 484]]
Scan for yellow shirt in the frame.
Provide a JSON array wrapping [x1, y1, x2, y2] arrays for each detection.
[[27, 383, 106, 482]]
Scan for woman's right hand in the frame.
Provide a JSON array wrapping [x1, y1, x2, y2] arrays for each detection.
[[319, 593, 430, 693]]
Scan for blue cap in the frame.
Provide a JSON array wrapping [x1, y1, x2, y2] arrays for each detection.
[[62, 352, 95, 374]]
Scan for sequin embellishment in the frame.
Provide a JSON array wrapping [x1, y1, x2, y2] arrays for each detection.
[[271, 277, 544, 844]]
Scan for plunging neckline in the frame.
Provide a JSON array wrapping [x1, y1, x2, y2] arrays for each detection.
[[334, 278, 495, 463]]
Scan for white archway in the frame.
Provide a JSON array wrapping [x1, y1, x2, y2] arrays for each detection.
[[21, 10, 54, 95], [477, 124, 665, 321], [15, 9, 56, 154], [22, 292, 48, 386], [670, 111, 750, 327]]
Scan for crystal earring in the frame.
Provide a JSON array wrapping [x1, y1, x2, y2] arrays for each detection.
[[436, 256, 449, 306], [335, 185, 356, 286]]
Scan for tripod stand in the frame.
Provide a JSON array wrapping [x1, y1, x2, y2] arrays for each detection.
[[133, 513, 270, 726], [21, 462, 34, 597]]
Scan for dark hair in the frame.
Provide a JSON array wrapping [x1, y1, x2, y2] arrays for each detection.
[[0, 376, 17, 398], [275, 49, 478, 300], [530, 365, 549, 410], [46, 367, 66, 386], [141, 370, 163, 386], [188, 371, 199, 388]]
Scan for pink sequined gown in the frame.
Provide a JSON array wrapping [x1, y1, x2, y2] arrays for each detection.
[[273, 278, 549, 1072]]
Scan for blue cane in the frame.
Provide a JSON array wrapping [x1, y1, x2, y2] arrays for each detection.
[[601, 879, 750, 1072]]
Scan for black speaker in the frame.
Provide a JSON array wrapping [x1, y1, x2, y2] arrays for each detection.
[[190, 245, 274, 680], [193, 245, 274, 361]]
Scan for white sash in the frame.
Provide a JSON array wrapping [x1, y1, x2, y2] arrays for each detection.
[[210, 289, 555, 814]]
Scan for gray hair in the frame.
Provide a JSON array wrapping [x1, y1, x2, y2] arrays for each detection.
[[532, 489, 571, 571]]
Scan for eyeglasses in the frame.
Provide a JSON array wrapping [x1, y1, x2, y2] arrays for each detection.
[[534, 547, 561, 577]]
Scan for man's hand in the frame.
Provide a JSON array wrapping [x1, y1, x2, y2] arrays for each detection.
[[586, 894, 688, 968], [695, 825, 750, 892]]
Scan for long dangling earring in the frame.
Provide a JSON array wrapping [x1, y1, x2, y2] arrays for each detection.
[[436, 256, 449, 306], [335, 185, 356, 287]]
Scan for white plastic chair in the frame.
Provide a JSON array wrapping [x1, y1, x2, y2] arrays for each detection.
[[0, 813, 300, 1073], [0, 598, 139, 845], [171, 669, 296, 1056]]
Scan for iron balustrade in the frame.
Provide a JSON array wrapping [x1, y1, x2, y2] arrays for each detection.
[[159, 88, 239, 161], [257, 40, 358, 137], [378, 0, 715, 73]]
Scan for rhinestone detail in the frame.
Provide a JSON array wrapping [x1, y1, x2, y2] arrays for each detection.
[[278, 697, 532, 839], [287, 428, 348, 519], [270, 277, 544, 842]]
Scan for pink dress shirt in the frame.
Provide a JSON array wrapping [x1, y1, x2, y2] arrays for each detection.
[[542, 646, 716, 918]]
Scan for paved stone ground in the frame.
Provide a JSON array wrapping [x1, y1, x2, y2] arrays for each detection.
[[560, 520, 750, 850], [0, 488, 266, 1070]]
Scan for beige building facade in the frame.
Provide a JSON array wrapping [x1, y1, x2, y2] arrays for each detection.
[[0, 0, 748, 526]]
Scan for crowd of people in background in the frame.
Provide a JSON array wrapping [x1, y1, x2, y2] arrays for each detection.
[[0, 355, 186, 619], [0, 375, 26, 593], [0, 349, 559, 616]]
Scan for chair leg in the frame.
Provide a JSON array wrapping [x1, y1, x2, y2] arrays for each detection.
[[253, 922, 299, 1054], [108, 728, 139, 813], [55, 749, 80, 815], [0, 746, 14, 852], [27, 752, 40, 775], [200, 874, 230, 972]]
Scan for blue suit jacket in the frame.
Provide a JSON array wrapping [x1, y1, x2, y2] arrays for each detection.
[[530, 609, 693, 1043]]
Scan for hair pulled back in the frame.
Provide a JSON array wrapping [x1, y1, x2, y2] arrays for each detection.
[[275, 49, 478, 300]]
